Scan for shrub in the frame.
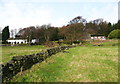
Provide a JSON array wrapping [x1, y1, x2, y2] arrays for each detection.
[[73, 40, 81, 44], [108, 29, 120, 39], [63, 40, 81, 45], [44, 41, 59, 47]]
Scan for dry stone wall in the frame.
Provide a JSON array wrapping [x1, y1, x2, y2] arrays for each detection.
[[0, 45, 75, 82]]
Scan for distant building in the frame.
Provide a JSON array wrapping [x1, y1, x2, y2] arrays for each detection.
[[91, 35, 106, 40], [7, 38, 39, 44], [7, 39, 27, 44], [7, 26, 39, 44]]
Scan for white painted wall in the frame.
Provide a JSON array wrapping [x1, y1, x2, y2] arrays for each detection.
[[7, 39, 27, 44], [91, 36, 106, 40], [7, 39, 39, 44], [31, 39, 39, 43]]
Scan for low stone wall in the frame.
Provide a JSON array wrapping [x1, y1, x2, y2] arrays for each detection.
[[1, 45, 75, 82]]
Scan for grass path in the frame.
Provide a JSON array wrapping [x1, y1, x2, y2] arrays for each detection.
[[11, 46, 118, 82]]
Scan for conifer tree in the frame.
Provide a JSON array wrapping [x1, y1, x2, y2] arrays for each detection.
[[2, 26, 10, 43]]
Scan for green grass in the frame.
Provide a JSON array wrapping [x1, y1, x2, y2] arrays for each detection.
[[1, 45, 45, 63], [10, 40, 118, 82], [83, 39, 119, 46]]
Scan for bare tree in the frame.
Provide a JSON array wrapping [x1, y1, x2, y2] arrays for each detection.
[[68, 16, 87, 25], [22, 26, 36, 43], [90, 18, 103, 25], [60, 23, 86, 41], [14, 29, 17, 36], [10, 29, 14, 38]]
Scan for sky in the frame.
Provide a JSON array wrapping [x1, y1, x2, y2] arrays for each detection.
[[0, 0, 119, 30]]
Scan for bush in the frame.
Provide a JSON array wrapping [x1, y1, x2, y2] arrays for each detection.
[[108, 29, 120, 39], [62, 40, 71, 45], [73, 40, 81, 44], [44, 41, 59, 47], [63, 40, 81, 45]]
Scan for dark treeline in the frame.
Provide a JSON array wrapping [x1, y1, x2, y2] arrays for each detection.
[[1, 16, 120, 44], [16, 24, 60, 44]]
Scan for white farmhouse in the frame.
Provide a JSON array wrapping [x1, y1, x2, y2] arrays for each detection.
[[91, 35, 106, 40], [7, 38, 39, 44], [7, 39, 27, 44]]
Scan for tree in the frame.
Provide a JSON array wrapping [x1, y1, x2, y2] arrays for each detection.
[[22, 26, 36, 44], [108, 29, 120, 39], [58, 26, 68, 40], [92, 18, 103, 25], [35, 24, 53, 43], [112, 20, 120, 30], [35, 26, 46, 43], [68, 16, 87, 25], [61, 23, 87, 41], [107, 22, 112, 34], [46, 27, 59, 41], [97, 21, 109, 36], [10, 29, 14, 38], [41, 24, 51, 42], [85, 22, 98, 34], [2, 26, 10, 43]]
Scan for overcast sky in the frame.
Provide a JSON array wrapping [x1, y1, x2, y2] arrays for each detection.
[[0, 0, 119, 30]]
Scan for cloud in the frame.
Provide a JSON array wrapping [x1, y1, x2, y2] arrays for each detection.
[[81, 3, 118, 23], [1, 0, 119, 3], [0, 1, 53, 30], [51, 17, 68, 27], [103, 4, 118, 23], [0, 0, 118, 31]]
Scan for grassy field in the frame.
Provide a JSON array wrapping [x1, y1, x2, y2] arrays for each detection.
[[9, 40, 118, 82], [1, 45, 45, 63]]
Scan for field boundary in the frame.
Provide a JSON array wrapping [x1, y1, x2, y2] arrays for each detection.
[[1, 45, 75, 82]]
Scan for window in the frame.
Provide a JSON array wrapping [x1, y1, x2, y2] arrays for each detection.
[[91, 37, 94, 39]]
